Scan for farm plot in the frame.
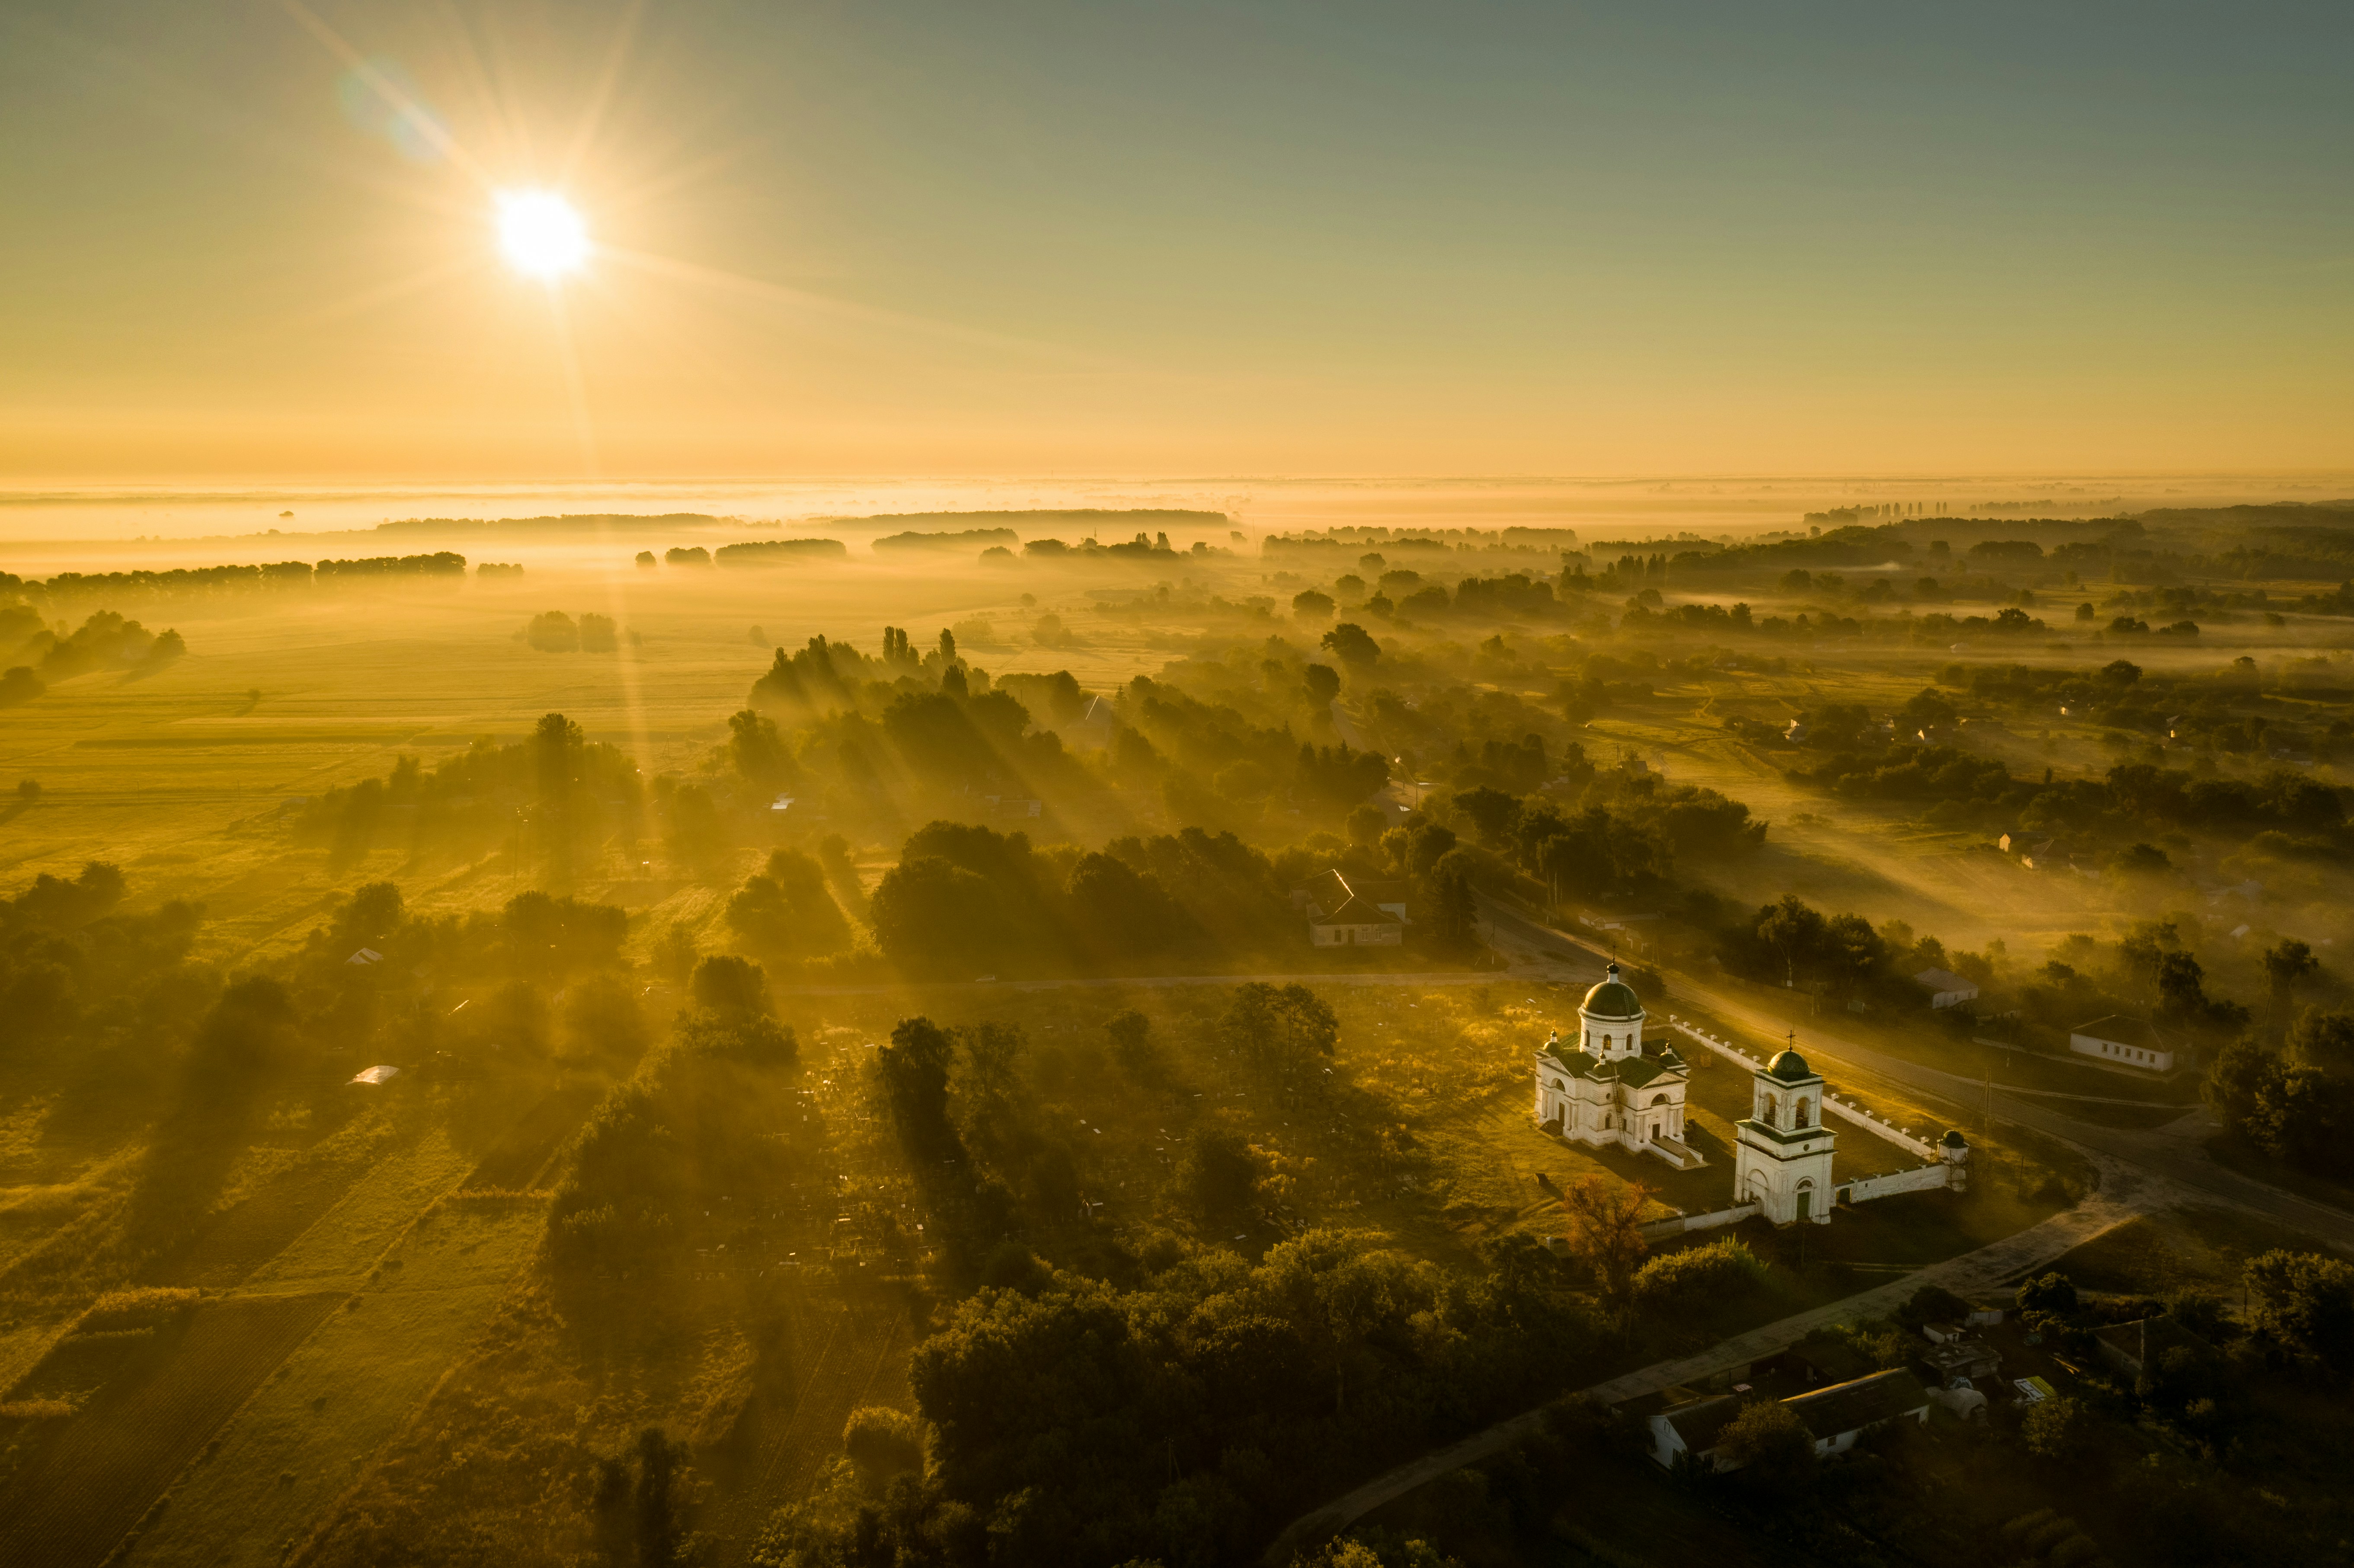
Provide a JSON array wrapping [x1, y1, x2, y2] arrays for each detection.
[[121, 1201, 546, 1568], [0, 1291, 341, 1568], [698, 1290, 912, 1558], [457, 1082, 601, 1191], [144, 1141, 384, 1292], [239, 1126, 476, 1293]]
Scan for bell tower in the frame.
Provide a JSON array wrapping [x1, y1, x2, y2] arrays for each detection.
[[1734, 1032, 1836, 1224]]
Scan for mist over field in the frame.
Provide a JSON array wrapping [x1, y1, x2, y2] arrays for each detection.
[[8, 478, 2354, 1567]]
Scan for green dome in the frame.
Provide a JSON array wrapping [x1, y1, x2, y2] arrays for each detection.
[[1580, 963, 1643, 1020], [1941, 1128, 1969, 1148], [1767, 1047, 1813, 1082]]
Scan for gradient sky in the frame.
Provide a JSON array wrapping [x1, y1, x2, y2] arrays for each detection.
[[3, 0, 2349, 479]]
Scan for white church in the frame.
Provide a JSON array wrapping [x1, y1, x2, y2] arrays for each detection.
[[1535, 965, 1966, 1226], [1533, 963, 1702, 1171]]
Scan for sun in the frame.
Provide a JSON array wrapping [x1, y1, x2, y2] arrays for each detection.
[[496, 190, 589, 279]]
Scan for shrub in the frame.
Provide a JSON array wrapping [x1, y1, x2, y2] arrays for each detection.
[[74, 1287, 200, 1334], [2018, 1271, 2079, 1315], [842, 1405, 925, 1478], [1630, 1238, 1765, 1314]]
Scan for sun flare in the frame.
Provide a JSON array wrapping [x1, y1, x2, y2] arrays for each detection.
[[495, 190, 589, 280]]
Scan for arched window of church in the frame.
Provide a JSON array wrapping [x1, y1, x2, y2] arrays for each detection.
[[1602, 1035, 1613, 1050], [1795, 1099, 1810, 1128]]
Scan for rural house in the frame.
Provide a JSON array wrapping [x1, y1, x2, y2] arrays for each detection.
[[2068, 1015, 2175, 1073], [1648, 1370, 1932, 1470]]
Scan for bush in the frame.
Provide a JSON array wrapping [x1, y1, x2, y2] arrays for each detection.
[[2018, 1271, 2079, 1315], [842, 1406, 925, 1478], [2021, 1396, 2086, 1463], [1630, 1238, 1765, 1314], [74, 1287, 201, 1334]]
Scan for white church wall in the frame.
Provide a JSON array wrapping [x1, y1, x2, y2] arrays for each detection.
[[1669, 1022, 1940, 1160], [1638, 1201, 1759, 1239], [1839, 1165, 1952, 1204]]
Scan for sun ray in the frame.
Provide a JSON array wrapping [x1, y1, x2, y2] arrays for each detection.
[[562, 0, 650, 187], [276, 0, 493, 189], [597, 245, 1114, 368], [281, 254, 489, 331]]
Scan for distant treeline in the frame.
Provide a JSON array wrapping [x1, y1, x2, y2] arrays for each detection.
[[828, 508, 1229, 532], [1, 552, 465, 602], [3, 608, 186, 703], [713, 538, 848, 565], [873, 528, 1019, 553], [373, 513, 720, 536]]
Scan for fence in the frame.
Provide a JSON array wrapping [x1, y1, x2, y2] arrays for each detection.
[[1838, 1164, 1952, 1204], [1638, 1201, 1759, 1239], [1666, 1021, 1941, 1161]]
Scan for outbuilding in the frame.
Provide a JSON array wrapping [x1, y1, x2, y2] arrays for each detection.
[[2068, 1016, 2175, 1073]]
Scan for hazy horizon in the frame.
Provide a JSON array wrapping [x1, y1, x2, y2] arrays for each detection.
[[6, 1, 2350, 479]]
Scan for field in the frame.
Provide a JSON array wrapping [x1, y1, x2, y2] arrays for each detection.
[[120, 1201, 547, 1568], [0, 1292, 342, 1568], [6, 512, 2346, 1568]]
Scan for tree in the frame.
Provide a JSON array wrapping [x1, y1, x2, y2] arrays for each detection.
[[727, 709, 794, 790], [1292, 589, 1335, 622], [1756, 894, 1826, 989], [1303, 663, 1341, 704], [1216, 984, 1338, 1090], [868, 856, 1003, 976], [2244, 1250, 2354, 1373], [2021, 1395, 2087, 1463], [525, 611, 579, 652], [2265, 940, 2321, 1030], [2017, 1271, 2079, 1315], [1104, 1009, 1155, 1078], [879, 1016, 958, 1156], [632, 1426, 690, 1568], [1184, 1128, 1260, 1216], [1452, 786, 1521, 846], [691, 954, 769, 1015], [1320, 623, 1381, 665], [2287, 1009, 2354, 1074], [1426, 849, 1479, 951], [1, 666, 46, 706], [726, 849, 852, 958], [1559, 1175, 1651, 1311], [1715, 1398, 1815, 1491], [652, 921, 698, 990]]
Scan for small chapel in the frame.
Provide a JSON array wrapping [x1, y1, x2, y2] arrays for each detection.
[[1531, 963, 1701, 1169]]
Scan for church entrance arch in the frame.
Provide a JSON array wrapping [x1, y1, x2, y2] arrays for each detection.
[[1796, 1181, 1813, 1222]]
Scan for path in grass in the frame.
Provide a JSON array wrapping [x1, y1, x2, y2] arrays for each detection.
[[119, 1201, 548, 1568], [1261, 1172, 2150, 1566], [0, 1293, 343, 1568]]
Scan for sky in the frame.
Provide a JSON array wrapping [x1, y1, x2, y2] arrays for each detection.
[[2, 0, 2350, 482]]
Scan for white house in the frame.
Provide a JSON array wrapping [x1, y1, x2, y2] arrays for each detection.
[[1912, 968, 1979, 1009], [1734, 1043, 1836, 1224], [1649, 1370, 1931, 1470], [2069, 1015, 2175, 1073], [1309, 893, 1402, 947], [1532, 964, 1698, 1169]]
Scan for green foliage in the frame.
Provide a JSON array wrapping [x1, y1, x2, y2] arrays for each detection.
[[2017, 1272, 2079, 1316], [876, 1227, 1586, 1568], [2242, 1249, 2354, 1373], [726, 848, 853, 959], [2020, 1395, 2088, 1463], [1628, 1238, 1765, 1315], [1714, 1397, 1815, 1492], [1182, 1129, 1260, 1217], [843, 1406, 927, 1479]]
